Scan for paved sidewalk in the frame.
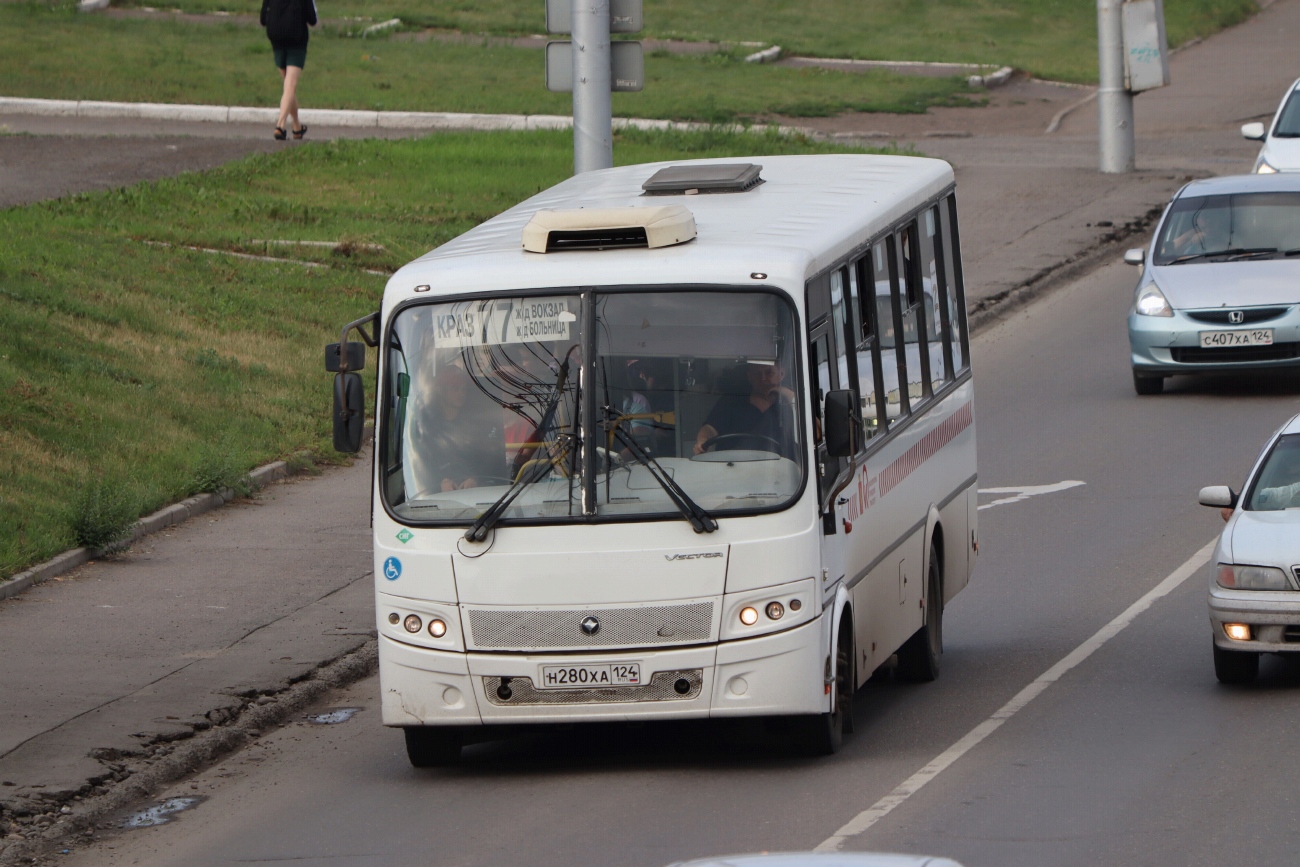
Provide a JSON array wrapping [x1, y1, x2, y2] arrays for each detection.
[[1, 0, 1296, 856]]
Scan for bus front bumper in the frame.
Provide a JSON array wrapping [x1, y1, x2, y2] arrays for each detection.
[[380, 615, 829, 726]]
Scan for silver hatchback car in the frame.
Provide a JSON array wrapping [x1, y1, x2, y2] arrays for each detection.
[[1126, 173, 1300, 394], [1199, 412, 1300, 683]]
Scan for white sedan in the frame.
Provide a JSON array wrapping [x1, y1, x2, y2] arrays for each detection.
[[1200, 412, 1300, 683], [1242, 76, 1300, 173]]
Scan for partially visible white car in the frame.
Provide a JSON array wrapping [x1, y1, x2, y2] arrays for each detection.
[[667, 854, 963, 867], [1199, 412, 1300, 683], [1242, 77, 1300, 173]]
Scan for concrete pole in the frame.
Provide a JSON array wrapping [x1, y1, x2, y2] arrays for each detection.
[[572, 0, 613, 173], [1097, 0, 1135, 173]]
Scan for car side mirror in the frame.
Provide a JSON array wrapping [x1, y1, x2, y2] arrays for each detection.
[[824, 389, 860, 458], [333, 372, 366, 453], [1123, 248, 1146, 266], [1197, 485, 1238, 509], [1241, 122, 1266, 142]]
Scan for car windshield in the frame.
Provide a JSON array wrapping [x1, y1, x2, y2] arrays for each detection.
[[380, 289, 805, 525], [1246, 434, 1300, 511], [1152, 191, 1300, 265], [1274, 89, 1300, 137]]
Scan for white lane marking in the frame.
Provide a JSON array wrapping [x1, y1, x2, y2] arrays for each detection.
[[814, 536, 1217, 852], [978, 480, 1085, 510]]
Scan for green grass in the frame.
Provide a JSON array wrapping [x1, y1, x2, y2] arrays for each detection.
[[0, 126, 902, 580], [0, 4, 976, 121], [105, 0, 1261, 83]]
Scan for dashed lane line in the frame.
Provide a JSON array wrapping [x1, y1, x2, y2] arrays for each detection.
[[814, 535, 1217, 852]]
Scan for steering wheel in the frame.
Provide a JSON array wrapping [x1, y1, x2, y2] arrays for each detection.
[[700, 433, 783, 453]]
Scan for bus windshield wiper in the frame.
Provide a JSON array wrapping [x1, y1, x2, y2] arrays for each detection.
[[464, 355, 573, 542], [607, 412, 717, 534], [1168, 247, 1276, 264]]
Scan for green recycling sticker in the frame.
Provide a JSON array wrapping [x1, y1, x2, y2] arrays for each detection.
[[396, 529, 413, 544]]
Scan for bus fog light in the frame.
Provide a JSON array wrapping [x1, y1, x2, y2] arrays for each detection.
[[674, 678, 691, 695], [403, 614, 422, 633], [765, 601, 785, 620], [428, 618, 447, 638], [387, 612, 400, 625], [739, 606, 759, 626], [1225, 623, 1252, 641], [789, 598, 802, 612]]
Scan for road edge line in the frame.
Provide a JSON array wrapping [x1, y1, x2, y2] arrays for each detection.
[[813, 536, 1217, 852]]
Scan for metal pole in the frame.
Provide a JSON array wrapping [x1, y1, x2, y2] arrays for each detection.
[[1097, 0, 1134, 173], [571, 0, 613, 173]]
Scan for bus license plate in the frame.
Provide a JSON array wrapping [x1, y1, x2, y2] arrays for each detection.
[[1199, 329, 1273, 348], [539, 662, 641, 689]]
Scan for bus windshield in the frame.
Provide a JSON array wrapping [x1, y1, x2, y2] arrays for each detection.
[[380, 289, 806, 526]]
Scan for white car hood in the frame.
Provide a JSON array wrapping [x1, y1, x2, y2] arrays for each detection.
[[1261, 135, 1300, 172], [1228, 509, 1300, 571], [1153, 259, 1300, 310]]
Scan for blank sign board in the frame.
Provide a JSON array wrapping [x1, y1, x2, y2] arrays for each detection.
[[546, 40, 644, 92], [1122, 0, 1170, 92], [546, 0, 642, 34]]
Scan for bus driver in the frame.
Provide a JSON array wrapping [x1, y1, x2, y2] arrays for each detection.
[[693, 360, 796, 457]]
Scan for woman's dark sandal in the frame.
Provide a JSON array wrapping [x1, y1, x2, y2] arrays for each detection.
[[273, 126, 287, 140], [292, 125, 308, 140]]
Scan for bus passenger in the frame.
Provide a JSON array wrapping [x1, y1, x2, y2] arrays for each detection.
[[418, 365, 506, 492], [693, 360, 795, 457]]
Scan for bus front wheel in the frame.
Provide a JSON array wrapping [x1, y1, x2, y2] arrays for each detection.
[[794, 616, 854, 756], [404, 727, 463, 767]]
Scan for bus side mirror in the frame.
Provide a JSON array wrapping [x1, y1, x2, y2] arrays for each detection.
[[824, 389, 860, 458], [1197, 485, 1237, 509], [333, 372, 366, 453], [326, 341, 366, 372]]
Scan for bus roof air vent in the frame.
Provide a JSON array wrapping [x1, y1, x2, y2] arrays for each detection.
[[521, 205, 697, 253], [642, 163, 764, 196]]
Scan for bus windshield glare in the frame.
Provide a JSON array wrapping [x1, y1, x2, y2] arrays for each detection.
[[380, 289, 805, 525]]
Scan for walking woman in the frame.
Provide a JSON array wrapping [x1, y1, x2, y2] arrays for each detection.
[[260, 0, 317, 140]]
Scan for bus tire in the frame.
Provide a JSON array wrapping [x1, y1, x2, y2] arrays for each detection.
[[898, 542, 943, 682], [1213, 642, 1259, 685], [404, 727, 462, 767], [795, 616, 853, 756]]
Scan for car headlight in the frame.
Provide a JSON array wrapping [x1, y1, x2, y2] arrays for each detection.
[[1256, 159, 1278, 174], [1135, 284, 1173, 317], [1217, 563, 1290, 590]]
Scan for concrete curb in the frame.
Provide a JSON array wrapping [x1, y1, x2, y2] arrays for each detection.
[[0, 459, 295, 603], [0, 96, 777, 135]]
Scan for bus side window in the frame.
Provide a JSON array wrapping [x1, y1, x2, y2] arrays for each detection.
[[829, 266, 854, 427], [874, 237, 908, 421], [939, 194, 970, 371], [850, 256, 884, 442], [893, 225, 930, 409], [919, 205, 950, 391]]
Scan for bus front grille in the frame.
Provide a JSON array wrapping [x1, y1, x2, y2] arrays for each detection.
[[483, 670, 703, 705], [465, 602, 714, 650]]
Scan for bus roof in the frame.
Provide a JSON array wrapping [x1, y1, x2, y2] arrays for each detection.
[[384, 154, 955, 307]]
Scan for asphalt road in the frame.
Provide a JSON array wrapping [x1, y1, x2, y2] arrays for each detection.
[[60, 258, 1300, 867]]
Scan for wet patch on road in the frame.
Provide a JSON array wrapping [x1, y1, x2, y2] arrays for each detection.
[[306, 707, 362, 725]]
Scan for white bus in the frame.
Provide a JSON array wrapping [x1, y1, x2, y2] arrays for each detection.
[[326, 155, 978, 765]]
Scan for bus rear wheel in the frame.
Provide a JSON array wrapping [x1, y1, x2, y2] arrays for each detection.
[[404, 727, 463, 767], [898, 542, 943, 682]]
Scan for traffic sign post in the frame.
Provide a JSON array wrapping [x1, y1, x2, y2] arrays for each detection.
[[545, 0, 642, 174]]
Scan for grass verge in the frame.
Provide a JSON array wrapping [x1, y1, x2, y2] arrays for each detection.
[[0, 4, 976, 121], [103, 0, 1263, 84], [0, 126, 904, 580]]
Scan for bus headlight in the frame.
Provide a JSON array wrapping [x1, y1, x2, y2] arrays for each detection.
[[721, 577, 816, 641], [403, 614, 423, 633], [428, 618, 448, 638], [765, 601, 785, 620], [739, 607, 759, 626]]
